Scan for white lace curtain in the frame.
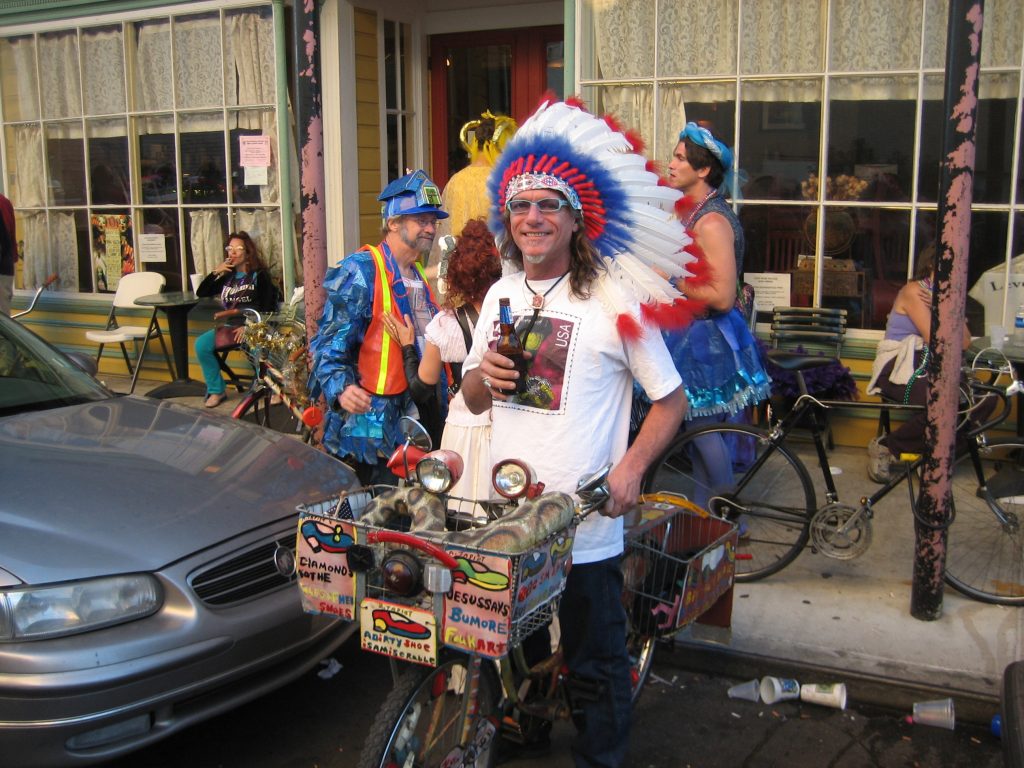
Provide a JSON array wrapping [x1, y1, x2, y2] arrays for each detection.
[[590, 0, 1022, 109]]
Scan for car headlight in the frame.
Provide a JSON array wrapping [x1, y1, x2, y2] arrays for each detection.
[[492, 459, 540, 499], [415, 450, 464, 494], [0, 574, 162, 641]]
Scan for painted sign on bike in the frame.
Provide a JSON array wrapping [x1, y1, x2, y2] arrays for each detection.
[[360, 598, 438, 666], [441, 548, 513, 659], [295, 514, 357, 620], [511, 530, 573, 618]]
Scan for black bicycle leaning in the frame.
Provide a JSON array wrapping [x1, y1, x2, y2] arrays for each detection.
[[642, 348, 1024, 605]]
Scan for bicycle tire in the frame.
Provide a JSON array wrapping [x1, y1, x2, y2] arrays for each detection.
[[642, 424, 816, 581], [618, 540, 659, 704], [1002, 660, 1024, 767], [357, 654, 500, 768], [232, 388, 273, 429], [946, 439, 1024, 605]]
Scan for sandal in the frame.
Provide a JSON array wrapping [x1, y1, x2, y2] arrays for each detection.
[[204, 393, 227, 408]]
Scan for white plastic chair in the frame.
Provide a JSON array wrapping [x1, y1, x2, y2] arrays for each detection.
[[85, 272, 174, 393]]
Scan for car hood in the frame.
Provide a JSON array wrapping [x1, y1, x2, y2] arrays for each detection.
[[0, 396, 356, 584]]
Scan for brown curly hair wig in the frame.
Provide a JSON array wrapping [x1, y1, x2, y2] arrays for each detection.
[[444, 218, 502, 309], [225, 231, 268, 273]]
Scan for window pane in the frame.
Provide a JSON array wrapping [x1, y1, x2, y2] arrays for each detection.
[[174, 13, 224, 109], [830, 0, 922, 71], [229, 110, 276, 204], [88, 118, 129, 206], [185, 207, 228, 277], [961, 209, 1010, 333], [399, 23, 411, 115], [91, 211, 134, 292], [39, 31, 82, 119], [546, 41, 565, 98], [180, 115, 226, 204], [82, 25, 125, 115], [919, 73, 1019, 204], [658, 0, 735, 77], [5, 124, 45, 207], [225, 7, 275, 107], [386, 112, 399, 181], [137, 207, 181, 291], [654, 83, 732, 168], [740, 0, 821, 74], [138, 127, 178, 204], [384, 22, 397, 111], [741, 82, 821, 201], [0, 36, 39, 121], [46, 122, 86, 206], [852, 208, 913, 329], [739, 203, 816, 275], [924, 0, 1023, 69], [827, 77, 915, 203], [133, 19, 172, 111], [580, 0, 654, 80]]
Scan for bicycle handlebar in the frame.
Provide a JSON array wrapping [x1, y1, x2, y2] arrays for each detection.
[[365, 530, 459, 569], [964, 381, 1011, 437], [12, 273, 58, 320]]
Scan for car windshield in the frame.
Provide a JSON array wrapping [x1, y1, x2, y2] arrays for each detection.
[[0, 314, 111, 416]]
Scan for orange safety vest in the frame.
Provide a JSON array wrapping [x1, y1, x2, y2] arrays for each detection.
[[356, 244, 435, 396]]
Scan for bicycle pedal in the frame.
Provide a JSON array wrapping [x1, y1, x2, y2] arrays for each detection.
[[526, 651, 563, 679], [896, 452, 921, 463]]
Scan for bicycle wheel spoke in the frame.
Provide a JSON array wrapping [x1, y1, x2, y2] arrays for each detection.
[[947, 441, 1024, 605]]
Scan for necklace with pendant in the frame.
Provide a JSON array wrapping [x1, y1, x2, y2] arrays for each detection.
[[523, 270, 570, 310], [685, 188, 718, 228]]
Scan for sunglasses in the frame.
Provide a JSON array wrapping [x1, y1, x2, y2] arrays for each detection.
[[225, 246, 246, 254], [505, 197, 573, 215]]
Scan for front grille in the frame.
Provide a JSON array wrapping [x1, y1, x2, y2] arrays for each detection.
[[192, 532, 296, 606]]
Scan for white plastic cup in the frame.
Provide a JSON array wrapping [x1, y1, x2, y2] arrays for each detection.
[[189, 273, 203, 293], [799, 682, 847, 710], [727, 679, 760, 702], [760, 676, 800, 704], [911, 698, 955, 730], [988, 325, 1007, 350]]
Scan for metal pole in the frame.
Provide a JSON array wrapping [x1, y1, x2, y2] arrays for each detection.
[[911, 0, 983, 620], [293, 0, 328, 340]]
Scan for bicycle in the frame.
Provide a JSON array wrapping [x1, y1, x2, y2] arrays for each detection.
[[642, 347, 1024, 605], [294, 429, 737, 768], [231, 307, 322, 444]]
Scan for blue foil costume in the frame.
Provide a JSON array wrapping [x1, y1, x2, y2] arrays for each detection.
[[665, 195, 771, 418], [308, 243, 440, 464]]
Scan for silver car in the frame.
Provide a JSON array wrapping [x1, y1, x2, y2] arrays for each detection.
[[0, 312, 356, 767]]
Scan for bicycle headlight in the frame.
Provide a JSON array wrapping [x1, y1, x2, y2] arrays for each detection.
[[415, 450, 464, 494], [492, 459, 539, 499], [0, 575, 161, 642]]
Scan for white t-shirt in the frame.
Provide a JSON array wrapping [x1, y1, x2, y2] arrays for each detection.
[[463, 271, 682, 564]]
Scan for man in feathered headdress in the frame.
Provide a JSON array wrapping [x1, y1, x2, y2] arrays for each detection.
[[461, 97, 696, 766], [308, 170, 447, 483]]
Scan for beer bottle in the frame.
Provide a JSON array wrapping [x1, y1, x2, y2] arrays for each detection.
[[496, 298, 529, 394]]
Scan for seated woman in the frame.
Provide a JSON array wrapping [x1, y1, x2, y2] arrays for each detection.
[[194, 231, 278, 408], [381, 219, 502, 512], [867, 243, 971, 481]]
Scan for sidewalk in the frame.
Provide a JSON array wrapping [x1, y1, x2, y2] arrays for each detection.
[[669, 442, 1023, 725], [107, 376, 1022, 725]]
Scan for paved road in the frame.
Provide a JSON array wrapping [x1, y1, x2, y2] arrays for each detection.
[[109, 635, 1002, 768]]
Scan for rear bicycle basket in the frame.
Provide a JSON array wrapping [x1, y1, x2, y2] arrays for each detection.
[[623, 492, 738, 638]]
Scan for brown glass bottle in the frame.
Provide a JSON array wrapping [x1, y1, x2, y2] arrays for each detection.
[[496, 298, 529, 394]]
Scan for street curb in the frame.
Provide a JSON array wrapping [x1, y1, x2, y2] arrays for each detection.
[[660, 639, 1000, 726]]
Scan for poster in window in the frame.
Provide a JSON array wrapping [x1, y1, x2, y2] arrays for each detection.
[[91, 214, 134, 292]]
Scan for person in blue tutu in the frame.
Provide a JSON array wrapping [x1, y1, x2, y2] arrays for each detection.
[[658, 122, 771, 504]]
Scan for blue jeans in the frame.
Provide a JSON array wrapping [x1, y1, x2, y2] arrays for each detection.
[[194, 328, 225, 396], [558, 556, 631, 768]]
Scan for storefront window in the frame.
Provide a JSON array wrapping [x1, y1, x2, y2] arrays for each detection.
[[1, 4, 287, 299]]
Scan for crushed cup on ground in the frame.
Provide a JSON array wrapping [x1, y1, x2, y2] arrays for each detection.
[[909, 698, 955, 730], [760, 676, 800, 704], [727, 679, 760, 702], [799, 682, 847, 710]]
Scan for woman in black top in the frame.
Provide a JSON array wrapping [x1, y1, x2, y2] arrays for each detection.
[[195, 231, 278, 407]]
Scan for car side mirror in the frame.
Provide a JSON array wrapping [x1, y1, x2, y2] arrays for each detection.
[[66, 351, 99, 377]]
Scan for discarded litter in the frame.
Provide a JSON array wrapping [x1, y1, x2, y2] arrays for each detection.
[[317, 657, 343, 679], [727, 679, 760, 702], [905, 698, 955, 730], [799, 682, 847, 710], [760, 676, 800, 704]]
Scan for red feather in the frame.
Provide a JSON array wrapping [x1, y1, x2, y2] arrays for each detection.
[[640, 299, 707, 330], [683, 244, 713, 288], [675, 195, 695, 222], [616, 313, 643, 342], [602, 114, 623, 134], [565, 95, 588, 111], [623, 129, 645, 155]]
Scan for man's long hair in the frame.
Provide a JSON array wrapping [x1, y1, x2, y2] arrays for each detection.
[[498, 211, 604, 300]]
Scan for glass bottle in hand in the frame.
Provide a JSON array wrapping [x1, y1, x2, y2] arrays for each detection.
[[497, 298, 529, 394]]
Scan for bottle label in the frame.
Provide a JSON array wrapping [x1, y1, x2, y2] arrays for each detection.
[[500, 301, 514, 326], [1016, 314, 1024, 329]]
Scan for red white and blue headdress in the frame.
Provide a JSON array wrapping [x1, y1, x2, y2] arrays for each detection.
[[488, 97, 708, 338]]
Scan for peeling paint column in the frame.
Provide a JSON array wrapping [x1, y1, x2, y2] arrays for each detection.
[[294, 0, 328, 340], [912, 0, 983, 621]]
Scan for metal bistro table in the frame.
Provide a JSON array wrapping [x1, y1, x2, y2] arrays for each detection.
[[968, 335, 1024, 436], [135, 291, 206, 399]]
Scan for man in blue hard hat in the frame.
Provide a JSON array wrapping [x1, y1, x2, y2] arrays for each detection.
[[308, 170, 448, 483]]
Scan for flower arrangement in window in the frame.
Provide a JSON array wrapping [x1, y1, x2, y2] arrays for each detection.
[[800, 173, 868, 202]]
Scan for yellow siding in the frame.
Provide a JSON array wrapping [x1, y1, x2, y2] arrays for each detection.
[[354, 7, 381, 247]]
